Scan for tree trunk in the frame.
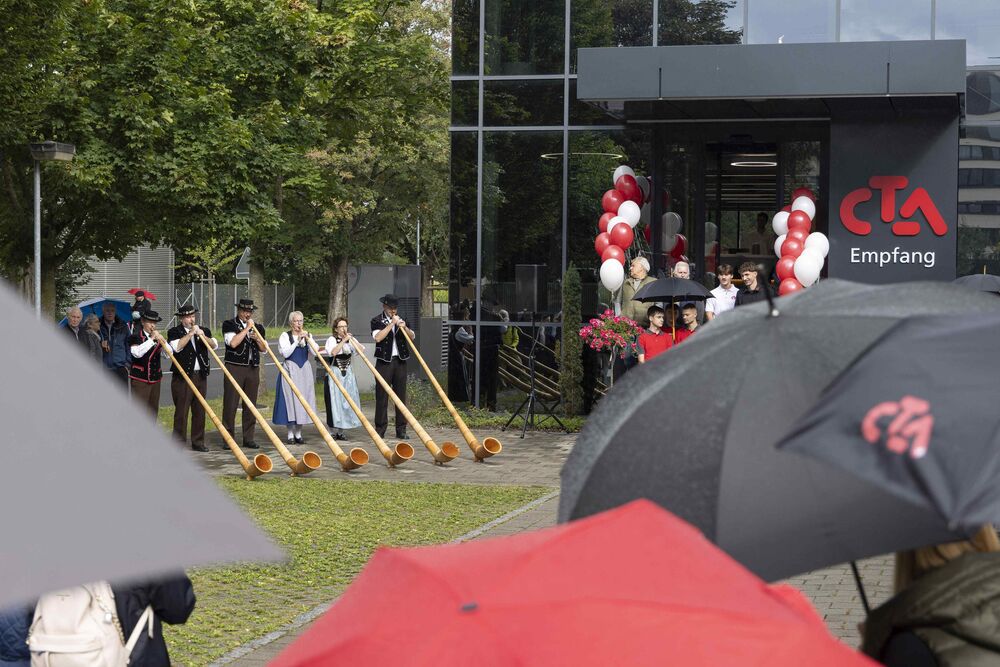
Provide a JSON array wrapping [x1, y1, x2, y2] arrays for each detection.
[[420, 263, 433, 317], [327, 255, 348, 326]]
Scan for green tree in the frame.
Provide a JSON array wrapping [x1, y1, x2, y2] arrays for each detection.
[[560, 264, 584, 415]]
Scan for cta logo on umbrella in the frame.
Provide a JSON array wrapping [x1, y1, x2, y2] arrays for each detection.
[[861, 395, 934, 459]]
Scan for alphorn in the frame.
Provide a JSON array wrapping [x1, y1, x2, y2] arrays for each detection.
[[308, 338, 413, 467], [199, 333, 321, 476], [400, 328, 501, 461], [354, 346, 459, 464], [154, 331, 273, 480], [262, 335, 369, 471]]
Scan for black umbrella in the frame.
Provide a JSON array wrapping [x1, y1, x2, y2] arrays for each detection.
[[559, 279, 1000, 582], [953, 273, 1000, 293], [633, 277, 712, 303], [779, 312, 1000, 535]]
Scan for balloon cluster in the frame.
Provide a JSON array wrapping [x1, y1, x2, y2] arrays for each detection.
[[661, 213, 687, 266], [595, 165, 650, 292], [771, 187, 829, 296]]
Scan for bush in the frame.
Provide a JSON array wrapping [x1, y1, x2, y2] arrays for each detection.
[[560, 265, 584, 416]]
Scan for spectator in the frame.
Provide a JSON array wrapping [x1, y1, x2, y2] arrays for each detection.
[[62, 306, 85, 346], [680, 303, 699, 336], [705, 264, 739, 321], [82, 314, 103, 362], [99, 301, 131, 384], [735, 262, 773, 307], [112, 574, 195, 667], [672, 261, 706, 323], [499, 309, 519, 349], [621, 257, 657, 329], [638, 306, 672, 364], [862, 525, 1000, 666], [448, 305, 474, 403], [130, 290, 152, 329], [0, 604, 31, 667], [479, 302, 501, 411]]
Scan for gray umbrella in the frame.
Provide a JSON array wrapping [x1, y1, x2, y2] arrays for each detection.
[[953, 273, 1000, 293], [559, 279, 1000, 582], [0, 283, 283, 609]]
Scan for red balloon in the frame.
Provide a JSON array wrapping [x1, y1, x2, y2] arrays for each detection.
[[602, 189, 625, 214], [786, 228, 808, 244], [791, 187, 816, 202], [670, 233, 687, 260], [787, 210, 812, 233], [598, 212, 616, 233], [610, 222, 634, 249], [595, 232, 612, 257], [779, 278, 804, 296], [781, 205, 792, 212], [601, 244, 626, 265], [775, 256, 796, 281], [642, 226, 651, 243], [615, 175, 643, 205], [780, 237, 804, 259]]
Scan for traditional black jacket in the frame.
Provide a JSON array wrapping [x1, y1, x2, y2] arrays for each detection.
[[128, 329, 162, 383], [222, 317, 266, 367], [167, 325, 212, 377], [370, 312, 411, 363]]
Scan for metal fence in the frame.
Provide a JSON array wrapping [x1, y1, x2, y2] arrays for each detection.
[[173, 282, 295, 330]]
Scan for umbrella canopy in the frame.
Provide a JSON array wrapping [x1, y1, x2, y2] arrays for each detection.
[[127, 287, 157, 300], [272, 500, 876, 667], [559, 279, 1000, 581], [779, 312, 1000, 534], [633, 276, 712, 302], [0, 283, 283, 608], [953, 273, 1000, 293], [57, 297, 131, 326]]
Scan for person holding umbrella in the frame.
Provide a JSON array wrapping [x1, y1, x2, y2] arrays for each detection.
[[129, 289, 153, 331]]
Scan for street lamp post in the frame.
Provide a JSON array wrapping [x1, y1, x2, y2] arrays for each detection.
[[28, 141, 76, 318]]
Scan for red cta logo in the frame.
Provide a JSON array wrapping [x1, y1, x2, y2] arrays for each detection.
[[861, 395, 934, 459], [840, 176, 948, 237]]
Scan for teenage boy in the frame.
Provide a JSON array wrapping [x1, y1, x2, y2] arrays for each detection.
[[638, 306, 673, 364], [705, 264, 739, 320], [735, 262, 773, 307]]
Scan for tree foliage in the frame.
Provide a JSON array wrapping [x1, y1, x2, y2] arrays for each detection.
[[560, 264, 583, 416]]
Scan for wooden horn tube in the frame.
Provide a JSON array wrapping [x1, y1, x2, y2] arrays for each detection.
[[400, 329, 501, 462], [262, 338, 369, 471], [154, 333, 273, 480], [198, 334, 321, 476], [309, 340, 413, 467], [354, 346, 458, 464]]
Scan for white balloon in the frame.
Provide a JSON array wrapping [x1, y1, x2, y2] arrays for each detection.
[[600, 258, 625, 291], [772, 211, 790, 236], [662, 211, 682, 236], [793, 251, 823, 287], [613, 165, 636, 186], [607, 215, 628, 236], [637, 175, 651, 203], [791, 196, 817, 220], [804, 231, 830, 258], [663, 233, 678, 253], [774, 234, 787, 258], [639, 202, 651, 226], [704, 221, 719, 241], [618, 200, 641, 227]]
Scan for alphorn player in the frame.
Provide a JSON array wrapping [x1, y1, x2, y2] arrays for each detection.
[[167, 304, 219, 452], [322, 317, 365, 441], [272, 311, 317, 446], [222, 298, 267, 450], [371, 294, 415, 440], [128, 310, 164, 418]]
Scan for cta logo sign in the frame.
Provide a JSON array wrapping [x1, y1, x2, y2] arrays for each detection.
[[840, 176, 949, 269]]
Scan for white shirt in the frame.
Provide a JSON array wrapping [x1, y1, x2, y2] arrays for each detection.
[[169, 327, 207, 371], [324, 336, 354, 356], [279, 331, 311, 358], [373, 319, 400, 358], [706, 284, 739, 316], [130, 333, 158, 358]]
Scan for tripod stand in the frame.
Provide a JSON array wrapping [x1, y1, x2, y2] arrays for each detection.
[[502, 312, 568, 438]]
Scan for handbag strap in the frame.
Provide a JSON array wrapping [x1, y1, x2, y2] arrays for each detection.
[[124, 605, 154, 660]]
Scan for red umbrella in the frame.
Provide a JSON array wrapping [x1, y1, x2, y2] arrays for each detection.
[[127, 287, 157, 300], [272, 500, 875, 667]]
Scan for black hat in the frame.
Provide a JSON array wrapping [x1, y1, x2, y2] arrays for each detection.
[[379, 294, 400, 307], [141, 310, 162, 322], [236, 299, 258, 311], [175, 304, 199, 317], [134, 290, 145, 298]]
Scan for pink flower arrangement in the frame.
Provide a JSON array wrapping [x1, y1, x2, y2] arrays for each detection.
[[579, 309, 643, 358]]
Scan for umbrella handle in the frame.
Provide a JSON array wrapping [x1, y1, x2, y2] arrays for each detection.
[[850, 561, 871, 615]]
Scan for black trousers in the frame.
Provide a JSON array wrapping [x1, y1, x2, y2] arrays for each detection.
[[374, 357, 407, 437], [222, 363, 261, 444]]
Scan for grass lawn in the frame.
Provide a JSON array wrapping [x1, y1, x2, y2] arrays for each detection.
[[164, 478, 551, 665]]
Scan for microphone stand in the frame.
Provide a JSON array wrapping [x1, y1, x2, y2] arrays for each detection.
[[502, 312, 568, 438]]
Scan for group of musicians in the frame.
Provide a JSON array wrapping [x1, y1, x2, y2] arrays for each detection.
[[123, 293, 415, 452]]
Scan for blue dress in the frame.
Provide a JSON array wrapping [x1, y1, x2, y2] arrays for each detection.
[[322, 338, 363, 430], [272, 334, 316, 426]]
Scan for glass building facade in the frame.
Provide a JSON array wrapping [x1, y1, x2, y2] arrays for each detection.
[[450, 0, 1000, 406]]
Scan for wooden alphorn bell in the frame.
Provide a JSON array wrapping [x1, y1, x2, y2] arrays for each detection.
[[154, 331, 273, 480], [400, 328, 501, 461], [354, 346, 459, 464], [199, 333, 321, 475], [308, 338, 413, 467], [261, 335, 369, 471]]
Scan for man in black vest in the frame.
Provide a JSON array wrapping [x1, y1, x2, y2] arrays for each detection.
[[128, 310, 164, 418], [222, 299, 267, 449], [167, 305, 219, 452], [370, 294, 416, 439]]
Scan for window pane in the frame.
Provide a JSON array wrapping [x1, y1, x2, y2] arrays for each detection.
[[966, 69, 1000, 120], [484, 0, 565, 75], [660, 0, 743, 45], [841, 0, 930, 41], [481, 131, 564, 317], [936, 0, 1000, 66], [453, 0, 480, 75], [451, 80, 479, 127], [483, 79, 564, 126], [571, 0, 654, 73], [449, 132, 478, 309], [747, 0, 835, 44]]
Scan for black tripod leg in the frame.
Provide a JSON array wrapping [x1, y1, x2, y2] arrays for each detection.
[[520, 392, 535, 439], [535, 398, 568, 431], [502, 393, 532, 432]]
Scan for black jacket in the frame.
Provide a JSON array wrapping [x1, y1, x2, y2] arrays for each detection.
[[113, 575, 195, 667], [735, 283, 773, 307], [370, 313, 411, 363], [222, 318, 266, 367], [0, 605, 31, 666], [167, 325, 213, 377]]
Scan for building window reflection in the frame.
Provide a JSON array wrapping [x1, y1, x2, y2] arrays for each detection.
[[937, 0, 1000, 66], [484, 0, 565, 75], [746, 0, 835, 44], [840, 0, 930, 42], [659, 0, 743, 46]]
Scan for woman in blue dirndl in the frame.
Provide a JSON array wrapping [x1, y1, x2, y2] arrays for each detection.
[[322, 317, 364, 440], [272, 311, 317, 444]]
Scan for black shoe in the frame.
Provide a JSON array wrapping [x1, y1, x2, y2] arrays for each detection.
[[191, 443, 208, 452], [396, 431, 408, 440], [334, 432, 347, 441], [295, 437, 305, 445], [244, 441, 260, 449]]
